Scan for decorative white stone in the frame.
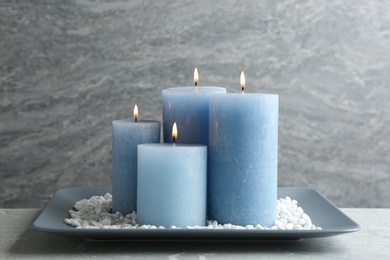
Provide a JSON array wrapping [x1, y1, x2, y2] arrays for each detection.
[[64, 194, 322, 231]]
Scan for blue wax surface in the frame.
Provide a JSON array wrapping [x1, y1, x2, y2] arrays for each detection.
[[162, 86, 226, 145], [111, 119, 160, 215], [208, 93, 279, 227], [137, 143, 207, 228]]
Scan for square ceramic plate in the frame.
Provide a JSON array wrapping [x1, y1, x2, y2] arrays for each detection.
[[32, 187, 360, 240]]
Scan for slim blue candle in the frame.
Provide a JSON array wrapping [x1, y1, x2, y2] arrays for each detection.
[[162, 68, 226, 145], [208, 74, 279, 227], [112, 105, 160, 215]]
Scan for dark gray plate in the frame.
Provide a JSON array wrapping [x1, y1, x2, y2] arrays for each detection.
[[32, 187, 360, 240]]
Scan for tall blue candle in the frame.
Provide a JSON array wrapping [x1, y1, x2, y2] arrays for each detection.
[[112, 105, 160, 215], [162, 86, 226, 145], [137, 142, 207, 228], [208, 93, 279, 227]]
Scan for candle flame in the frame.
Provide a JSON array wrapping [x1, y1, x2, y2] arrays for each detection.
[[194, 67, 199, 86], [240, 71, 245, 94], [172, 122, 178, 144], [240, 71, 245, 87], [133, 104, 138, 120]]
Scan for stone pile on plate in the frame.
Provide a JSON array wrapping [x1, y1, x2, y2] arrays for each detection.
[[64, 193, 322, 230]]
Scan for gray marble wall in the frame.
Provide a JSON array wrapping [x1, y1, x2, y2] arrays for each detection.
[[1, 0, 389, 208]]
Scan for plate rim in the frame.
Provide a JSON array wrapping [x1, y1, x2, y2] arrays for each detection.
[[32, 186, 360, 240]]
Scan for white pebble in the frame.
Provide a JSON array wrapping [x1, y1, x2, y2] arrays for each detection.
[[64, 194, 321, 231], [223, 224, 232, 229], [102, 225, 113, 229], [138, 225, 149, 229], [101, 218, 111, 226], [73, 219, 81, 227], [82, 220, 89, 228], [85, 226, 99, 229], [104, 193, 112, 200], [255, 224, 263, 230], [286, 223, 294, 230], [288, 217, 298, 225], [294, 225, 303, 230], [233, 225, 245, 230], [91, 221, 103, 228], [304, 223, 312, 229]]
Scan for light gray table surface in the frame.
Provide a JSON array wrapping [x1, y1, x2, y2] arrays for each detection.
[[0, 208, 389, 259]]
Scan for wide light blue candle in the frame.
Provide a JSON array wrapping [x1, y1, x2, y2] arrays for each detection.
[[137, 143, 207, 228], [162, 86, 226, 145], [112, 119, 160, 215], [208, 93, 279, 227]]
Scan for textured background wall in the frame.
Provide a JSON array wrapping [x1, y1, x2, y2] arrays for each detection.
[[1, 0, 389, 208]]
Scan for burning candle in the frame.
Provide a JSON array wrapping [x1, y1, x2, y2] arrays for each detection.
[[111, 105, 160, 215], [208, 72, 279, 227], [162, 67, 226, 145], [137, 122, 207, 228]]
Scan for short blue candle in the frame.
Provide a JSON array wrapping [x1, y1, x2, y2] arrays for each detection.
[[137, 143, 207, 228], [112, 119, 160, 215], [162, 86, 226, 145], [208, 93, 279, 227]]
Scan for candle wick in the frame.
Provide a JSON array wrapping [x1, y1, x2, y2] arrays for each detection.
[[173, 136, 176, 146], [241, 87, 245, 94], [195, 82, 198, 90], [135, 117, 138, 122]]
